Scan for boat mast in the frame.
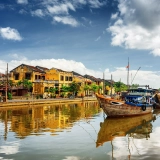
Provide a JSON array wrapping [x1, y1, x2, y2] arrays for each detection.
[[131, 67, 141, 85], [127, 57, 129, 89]]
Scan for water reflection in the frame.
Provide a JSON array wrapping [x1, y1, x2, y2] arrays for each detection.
[[96, 113, 155, 147], [0, 101, 100, 140], [96, 113, 157, 160]]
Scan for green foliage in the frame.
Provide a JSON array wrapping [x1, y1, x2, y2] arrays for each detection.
[[61, 84, 69, 97], [17, 80, 23, 86], [68, 81, 80, 95], [49, 87, 57, 94], [113, 81, 127, 92], [90, 83, 99, 93], [49, 87, 57, 97], [16, 79, 32, 91], [23, 79, 33, 91], [131, 84, 139, 89], [83, 85, 90, 91], [8, 92, 12, 100]]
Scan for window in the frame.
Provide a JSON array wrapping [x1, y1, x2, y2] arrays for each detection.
[[42, 76, 45, 80], [25, 73, 31, 80], [65, 76, 68, 81], [60, 75, 64, 81], [69, 77, 72, 81], [14, 73, 19, 80]]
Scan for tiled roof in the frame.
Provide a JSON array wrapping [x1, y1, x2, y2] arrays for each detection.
[[84, 74, 102, 82], [10, 64, 45, 73], [36, 66, 49, 72]]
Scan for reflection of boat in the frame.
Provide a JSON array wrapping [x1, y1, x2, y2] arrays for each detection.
[[96, 113, 154, 147], [96, 88, 155, 117]]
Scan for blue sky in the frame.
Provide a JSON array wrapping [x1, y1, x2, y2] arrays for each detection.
[[0, 0, 160, 88]]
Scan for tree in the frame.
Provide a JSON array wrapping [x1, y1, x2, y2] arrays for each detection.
[[23, 79, 33, 91], [68, 81, 80, 96], [61, 84, 69, 97], [114, 81, 127, 92], [90, 83, 99, 94], [83, 84, 90, 96], [131, 84, 139, 89], [49, 87, 57, 98], [17, 79, 33, 92]]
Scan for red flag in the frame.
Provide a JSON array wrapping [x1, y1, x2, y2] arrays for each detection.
[[126, 65, 129, 68]]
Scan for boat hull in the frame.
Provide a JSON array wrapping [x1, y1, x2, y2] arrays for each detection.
[[96, 94, 153, 117]]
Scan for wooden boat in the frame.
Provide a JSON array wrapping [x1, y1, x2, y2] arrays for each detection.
[[96, 113, 154, 147], [96, 88, 155, 117]]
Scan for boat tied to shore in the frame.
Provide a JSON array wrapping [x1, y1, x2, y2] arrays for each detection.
[[96, 88, 156, 117]]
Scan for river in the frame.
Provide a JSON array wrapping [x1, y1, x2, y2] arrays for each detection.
[[0, 101, 160, 160]]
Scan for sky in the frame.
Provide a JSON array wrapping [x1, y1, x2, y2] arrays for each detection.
[[0, 0, 160, 89]]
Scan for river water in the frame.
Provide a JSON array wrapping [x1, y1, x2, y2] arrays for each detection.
[[0, 101, 160, 160]]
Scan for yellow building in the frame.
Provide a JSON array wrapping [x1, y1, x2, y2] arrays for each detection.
[[10, 64, 74, 97]]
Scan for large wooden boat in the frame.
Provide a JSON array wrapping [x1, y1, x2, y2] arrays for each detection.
[[96, 88, 155, 117], [96, 113, 154, 147]]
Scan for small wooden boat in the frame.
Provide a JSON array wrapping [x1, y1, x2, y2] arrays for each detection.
[[96, 88, 155, 117], [96, 113, 154, 147]]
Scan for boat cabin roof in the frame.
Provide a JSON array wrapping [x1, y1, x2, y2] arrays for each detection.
[[125, 95, 151, 98], [127, 88, 154, 96], [128, 88, 153, 93]]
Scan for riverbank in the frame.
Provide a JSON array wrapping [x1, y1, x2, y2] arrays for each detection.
[[0, 97, 97, 107]]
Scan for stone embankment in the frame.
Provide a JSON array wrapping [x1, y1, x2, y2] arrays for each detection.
[[0, 97, 97, 108]]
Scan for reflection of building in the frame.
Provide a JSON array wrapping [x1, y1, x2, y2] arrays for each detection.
[[0, 101, 99, 139]]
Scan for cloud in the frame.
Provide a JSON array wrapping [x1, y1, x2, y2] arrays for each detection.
[[108, 0, 160, 56], [17, 0, 28, 4], [0, 27, 22, 41], [0, 141, 20, 155], [88, 0, 107, 8], [111, 13, 118, 19], [63, 156, 80, 160], [31, 9, 45, 18], [1, 57, 160, 89], [95, 36, 101, 41], [47, 2, 75, 15], [53, 16, 79, 27]]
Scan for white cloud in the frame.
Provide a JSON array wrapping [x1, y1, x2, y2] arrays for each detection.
[[111, 13, 118, 19], [31, 9, 45, 18], [53, 16, 79, 27], [108, 0, 160, 56], [0, 141, 20, 155], [19, 9, 27, 14], [95, 36, 101, 41], [0, 27, 22, 41], [88, 0, 106, 8], [47, 2, 75, 15], [63, 156, 80, 160], [17, 0, 28, 4], [1, 58, 160, 89]]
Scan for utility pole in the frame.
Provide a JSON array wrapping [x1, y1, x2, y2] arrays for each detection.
[[5, 63, 8, 102], [111, 74, 113, 97]]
